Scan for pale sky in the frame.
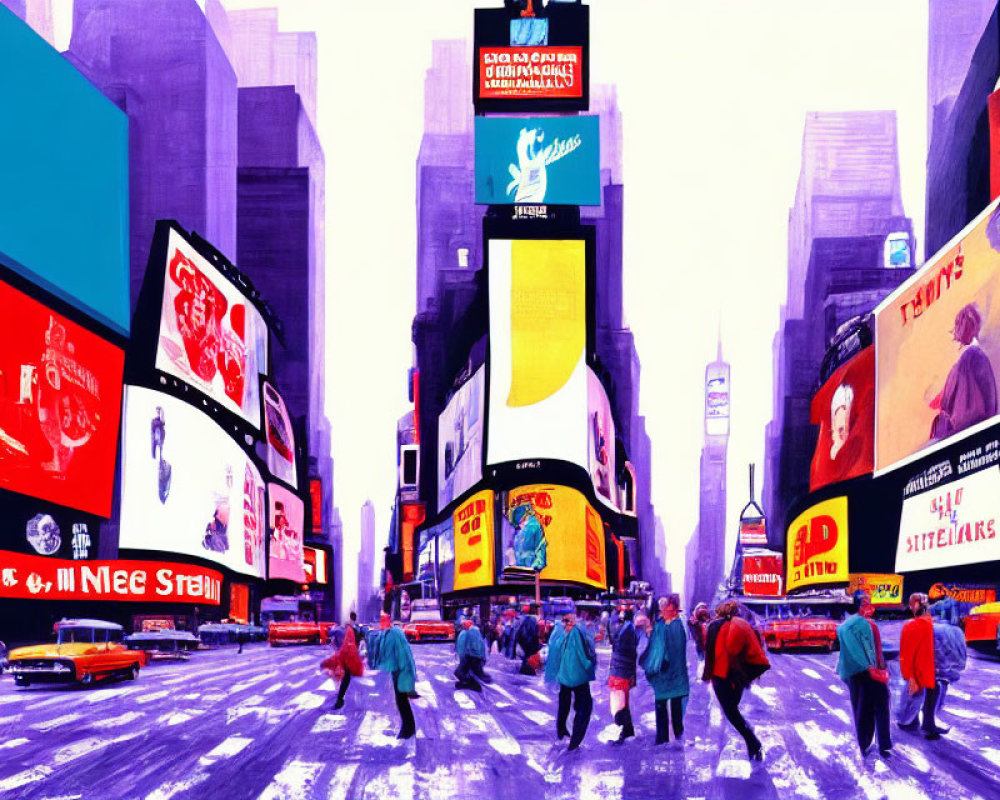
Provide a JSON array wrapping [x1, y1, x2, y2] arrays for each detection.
[[59, 1, 931, 610]]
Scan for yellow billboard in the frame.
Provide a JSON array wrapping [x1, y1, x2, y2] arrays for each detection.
[[786, 496, 849, 592], [452, 490, 495, 591], [848, 573, 904, 607]]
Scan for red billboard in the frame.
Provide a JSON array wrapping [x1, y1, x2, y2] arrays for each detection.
[[0, 279, 124, 517], [743, 551, 784, 597], [309, 478, 323, 534], [739, 517, 767, 546], [478, 46, 582, 100], [0, 552, 222, 604]]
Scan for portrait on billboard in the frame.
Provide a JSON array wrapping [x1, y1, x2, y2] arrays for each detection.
[[876, 198, 1000, 472], [263, 381, 297, 488], [268, 483, 306, 583], [437, 366, 484, 512], [587, 368, 617, 509], [156, 228, 267, 429], [0, 279, 124, 517], [809, 346, 875, 491]]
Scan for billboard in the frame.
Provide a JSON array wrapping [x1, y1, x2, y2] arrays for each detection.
[[309, 478, 323, 534], [0, 10, 129, 334], [928, 582, 998, 605], [0, 492, 100, 561], [500, 484, 606, 589], [0, 279, 124, 517], [475, 116, 600, 205], [263, 382, 297, 488], [786, 496, 849, 592], [848, 574, 904, 607], [303, 546, 327, 585], [742, 551, 784, 597], [452, 490, 495, 592], [119, 387, 267, 578], [478, 47, 583, 101], [268, 483, 305, 583], [876, 198, 1000, 472], [426, 517, 456, 595], [437, 366, 485, 512], [587, 368, 617, 510], [156, 228, 267, 428], [0, 552, 222, 604], [896, 466, 1000, 573], [487, 238, 588, 469], [810, 346, 875, 491], [739, 517, 768, 546], [705, 362, 730, 436]]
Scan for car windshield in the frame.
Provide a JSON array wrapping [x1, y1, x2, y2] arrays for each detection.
[[57, 628, 98, 644]]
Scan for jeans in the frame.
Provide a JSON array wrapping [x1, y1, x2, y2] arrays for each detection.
[[712, 678, 761, 754], [557, 683, 593, 749], [336, 672, 351, 705], [654, 697, 684, 743], [394, 688, 416, 737], [897, 680, 941, 732], [848, 672, 891, 753]]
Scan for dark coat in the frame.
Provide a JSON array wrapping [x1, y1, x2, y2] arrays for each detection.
[[609, 621, 638, 680], [517, 616, 541, 656]]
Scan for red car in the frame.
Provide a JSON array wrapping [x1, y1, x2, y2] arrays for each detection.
[[403, 600, 455, 643], [268, 620, 334, 646], [965, 602, 1000, 654], [764, 616, 838, 653]]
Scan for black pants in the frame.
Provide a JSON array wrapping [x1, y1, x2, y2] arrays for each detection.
[[557, 683, 593, 749], [455, 655, 491, 685], [394, 688, 416, 737], [712, 678, 761, 754], [848, 672, 891, 753], [654, 697, 684, 743], [336, 672, 351, 705], [921, 683, 941, 734]]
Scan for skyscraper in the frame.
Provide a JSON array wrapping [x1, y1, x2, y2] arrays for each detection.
[[357, 500, 376, 617]]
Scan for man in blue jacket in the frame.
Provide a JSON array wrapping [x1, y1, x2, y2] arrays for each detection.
[[455, 619, 492, 692], [545, 613, 596, 751], [932, 613, 968, 734]]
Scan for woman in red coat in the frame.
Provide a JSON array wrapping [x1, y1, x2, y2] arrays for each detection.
[[897, 593, 941, 738], [322, 625, 365, 710]]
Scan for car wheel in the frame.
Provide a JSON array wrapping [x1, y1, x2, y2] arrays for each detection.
[[14, 676, 28, 687], [128, 664, 140, 681], [81, 673, 94, 685]]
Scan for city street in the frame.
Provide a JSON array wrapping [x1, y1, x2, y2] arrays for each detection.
[[1, 628, 999, 800]]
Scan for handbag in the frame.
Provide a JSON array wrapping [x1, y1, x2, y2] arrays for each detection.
[[867, 666, 889, 684]]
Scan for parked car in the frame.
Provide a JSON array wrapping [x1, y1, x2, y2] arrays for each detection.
[[125, 630, 200, 660], [8, 619, 146, 687], [764, 614, 839, 652], [964, 602, 1000, 654], [403, 599, 454, 643], [267, 620, 332, 646]]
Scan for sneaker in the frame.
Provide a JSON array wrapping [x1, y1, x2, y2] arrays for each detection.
[[879, 749, 892, 758], [925, 731, 941, 741], [748, 746, 764, 762], [897, 720, 919, 732]]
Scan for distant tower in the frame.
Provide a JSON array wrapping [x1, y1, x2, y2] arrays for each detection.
[[357, 500, 376, 618]]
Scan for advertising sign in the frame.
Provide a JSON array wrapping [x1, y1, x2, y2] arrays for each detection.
[[0, 492, 100, 561], [0, 552, 222, 605], [156, 228, 267, 428], [848, 574, 904, 607], [452, 490, 495, 592], [928, 582, 998, 605], [263, 382, 297, 488], [478, 46, 583, 101], [486, 238, 588, 470], [883, 232, 912, 269], [475, 116, 600, 205], [0, 279, 124, 517], [705, 362, 730, 437], [810, 346, 875, 491], [437, 367, 485, 512], [500, 484, 606, 589], [876, 198, 1000, 472], [895, 466, 1000, 572], [739, 517, 768, 546], [309, 478, 323, 533], [587, 369, 617, 510], [425, 517, 455, 595], [268, 483, 305, 583], [742, 551, 784, 597], [303, 546, 327, 585], [119, 387, 267, 579], [786, 496, 849, 592]]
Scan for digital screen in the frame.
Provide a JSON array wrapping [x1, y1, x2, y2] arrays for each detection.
[[587, 368, 617, 509], [0, 279, 124, 517], [848, 574, 903, 607], [452, 490, 495, 592], [119, 387, 267, 578], [478, 46, 582, 100], [156, 228, 267, 428], [705, 362, 730, 436], [475, 116, 600, 206], [487, 239, 588, 470], [739, 517, 768, 546], [263, 381, 297, 488], [0, 492, 100, 561], [810, 346, 874, 491], [309, 478, 323, 533], [268, 483, 305, 583], [303, 546, 327, 585], [876, 198, 1000, 472], [883, 232, 912, 269], [437, 366, 484, 512], [786, 496, 849, 592], [425, 517, 455, 595]]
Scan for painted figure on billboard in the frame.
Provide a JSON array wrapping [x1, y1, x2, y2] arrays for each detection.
[[268, 484, 306, 583], [587, 368, 616, 508], [509, 503, 548, 571], [150, 406, 171, 503], [507, 127, 582, 203], [202, 472, 231, 554], [263, 382, 297, 488], [26, 513, 61, 556]]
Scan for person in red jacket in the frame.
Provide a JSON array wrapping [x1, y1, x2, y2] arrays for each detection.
[[897, 593, 943, 739]]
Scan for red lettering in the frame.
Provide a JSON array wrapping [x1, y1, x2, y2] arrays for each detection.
[[976, 521, 986, 541]]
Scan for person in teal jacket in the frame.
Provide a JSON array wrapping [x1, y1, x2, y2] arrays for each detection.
[[545, 613, 596, 751], [455, 619, 492, 691], [836, 591, 891, 757], [366, 619, 419, 739], [642, 595, 690, 745]]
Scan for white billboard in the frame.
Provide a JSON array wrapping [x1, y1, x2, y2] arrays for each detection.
[[486, 238, 588, 470], [895, 466, 1000, 572], [706, 362, 730, 436], [120, 386, 267, 578], [587, 368, 617, 510], [437, 366, 485, 511]]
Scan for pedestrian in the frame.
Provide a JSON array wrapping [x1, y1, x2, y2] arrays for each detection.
[[608, 608, 639, 744], [932, 607, 967, 734], [545, 613, 597, 751], [836, 591, 891, 757], [455, 618, 492, 691], [237, 628, 247, 654], [516, 614, 542, 675], [321, 624, 365, 710], [702, 599, 769, 761], [897, 592, 943, 739], [687, 603, 710, 661], [642, 595, 690, 746], [366, 615, 419, 739]]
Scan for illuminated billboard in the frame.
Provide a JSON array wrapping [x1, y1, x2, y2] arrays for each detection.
[[309, 478, 323, 533], [810, 346, 875, 491], [705, 362, 730, 436], [478, 47, 582, 101], [0, 492, 99, 561], [119, 387, 267, 578], [268, 483, 305, 583], [437, 366, 485, 512], [452, 490, 495, 592], [156, 228, 267, 428], [739, 517, 767, 547], [587, 369, 617, 509], [500, 484, 606, 589], [876, 198, 1000, 472], [475, 116, 600, 205], [742, 551, 784, 597], [786, 496, 849, 592], [263, 381, 297, 488], [487, 238, 588, 470], [0, 10, 129, 334], [0, 279, 124, 517], [303, 546, 327, 585], [848, 574, 904, 607], [896, 467, 1000, 573]]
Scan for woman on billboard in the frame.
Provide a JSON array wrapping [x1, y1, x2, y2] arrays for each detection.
[[510, 503, 547, 571]]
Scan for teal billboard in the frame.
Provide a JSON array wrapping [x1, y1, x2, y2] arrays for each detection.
[[475, 115, 600, 206]]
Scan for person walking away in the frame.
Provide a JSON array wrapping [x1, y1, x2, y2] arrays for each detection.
[[642, 595, 690, 746], [932, 609, 967, 734], [455, 618, 492, 691], [836, 591, 891, 757], [687, 603, 710, 661], [608, 608, 639, 744], [703, 600, 769, 761], [366, 620, 420, 739], [545, 613, 597, 751], [321, 625, 365, 710], [516, 614, 542, 675], [898, 593, 942, 739]]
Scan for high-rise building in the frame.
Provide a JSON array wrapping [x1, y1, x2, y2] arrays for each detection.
[[357, 500, 376, 617]]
